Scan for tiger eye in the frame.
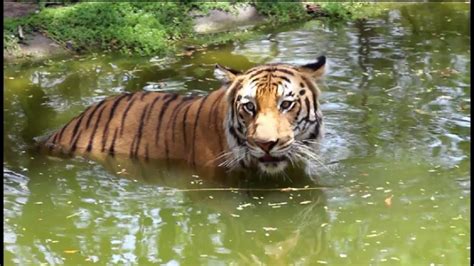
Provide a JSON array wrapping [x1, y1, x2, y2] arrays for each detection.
[[244, 102, 255, 112], [280, 101, 293, 110]]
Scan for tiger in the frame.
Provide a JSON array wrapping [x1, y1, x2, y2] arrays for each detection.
[[39, 56, 326, 175]]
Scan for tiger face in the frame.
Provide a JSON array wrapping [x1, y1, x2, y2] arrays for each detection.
[[215, 56, 326, 175]]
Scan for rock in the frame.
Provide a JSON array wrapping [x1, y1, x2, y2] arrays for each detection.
[[4, 2, 38, 18], [192, 4, 265, 34], [5, 32, 70, 61]]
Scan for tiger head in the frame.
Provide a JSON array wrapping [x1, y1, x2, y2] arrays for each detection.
[[214, 56, 326, 175]]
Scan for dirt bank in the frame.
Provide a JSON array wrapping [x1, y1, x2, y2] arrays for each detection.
[[4, 2, 70, 61]]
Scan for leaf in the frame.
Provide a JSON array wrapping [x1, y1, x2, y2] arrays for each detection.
[[64, 250, 79, 254], [415, 109, 429, 115], [384, 195, 393, 207], [263, 227, 278, 231]]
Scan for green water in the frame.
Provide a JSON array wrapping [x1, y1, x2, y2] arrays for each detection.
[[4, 3, 470, 265]]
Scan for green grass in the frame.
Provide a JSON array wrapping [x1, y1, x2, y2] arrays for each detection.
[[252, 1, 309, 23], [4, 1, 391, 57]]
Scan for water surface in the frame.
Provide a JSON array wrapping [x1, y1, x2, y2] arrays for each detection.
[[4, 3, 470, 265]]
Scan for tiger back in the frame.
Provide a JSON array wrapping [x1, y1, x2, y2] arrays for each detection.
[[42, 89, 229, 167]]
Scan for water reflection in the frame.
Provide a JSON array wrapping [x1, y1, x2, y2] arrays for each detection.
[[3, 3, 470, 265], [5, 155, 331, 265]]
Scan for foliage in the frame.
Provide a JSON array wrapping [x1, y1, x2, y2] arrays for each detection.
[[4, 1, 390, 57], [316, 2, 389, 20], [4, 32, 20, 54], [252, 1, 309, 23], [26, 3, 195, 55]]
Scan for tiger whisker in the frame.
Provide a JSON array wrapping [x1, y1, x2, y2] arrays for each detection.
[[292, 143, 335, 175]]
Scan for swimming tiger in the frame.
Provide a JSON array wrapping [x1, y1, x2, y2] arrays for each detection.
[[39, 56, 326, 175]]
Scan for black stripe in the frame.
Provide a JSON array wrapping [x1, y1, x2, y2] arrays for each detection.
[[236, 119, 245, 136], [140, 91, 151, 100], [170, 97, 193, 143], [86, 104, 107, 152], [208, 91, 225, 151], [172, 100, 193, 143], [275, 75, 291, 83], [46, 131, 57, 144], [162, 93, 176, 101], [108, 128, 118, 156], [69, 106, 92, 144], [215, 105, 224, 152], [56, 119, 73, 143], [295, 100, 302, 120], [301, 76, 320, 115], [145, 144, 149, 161], [129, 135, 137, 158], [146, 94, 162, 123], [101, 94, 129, 152], [132, 104, 150, 158], [228, 80, 242, 103], [191, 95, 210, 166], [165, 97, 186, 159], [166, 97, 186, 132], [48, 135, 57, 152], [228, 126, 243, 146], [155, 94, 178, 145], [181, 103, 192, 147], [120, 97, 137, 136], [250, 76, 261, 84], [207, 91, 224, 126], [304, 98, 311, 121], [275, 68, 296, 76], [309, 122, 320, 139], [245, 66, 270, 76], [247, 68, 269, 80], [86, 100, 107, 129], [70, 129, 83, 154]]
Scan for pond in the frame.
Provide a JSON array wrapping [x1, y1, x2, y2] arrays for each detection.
[[4, 3, 470, 265]]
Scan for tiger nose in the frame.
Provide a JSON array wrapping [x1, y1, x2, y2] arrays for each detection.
[[255, 140, 278, 153]]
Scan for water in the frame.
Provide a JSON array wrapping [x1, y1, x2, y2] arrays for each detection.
[[4, 3, 470, 265]]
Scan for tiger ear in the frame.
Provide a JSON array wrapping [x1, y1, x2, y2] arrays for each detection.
[[300, 55, 326, 80], [214, 64, 241, 84]]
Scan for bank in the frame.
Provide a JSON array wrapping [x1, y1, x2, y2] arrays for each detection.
[[4, 2, 392, 62]]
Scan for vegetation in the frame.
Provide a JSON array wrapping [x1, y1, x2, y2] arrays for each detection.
[[4, 1, 390, 57], [316, 2, 389, 20], [253, 2, 309, 23]]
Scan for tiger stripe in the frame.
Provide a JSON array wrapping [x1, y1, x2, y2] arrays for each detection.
[[120, 96, 137, 136], [154, 94, 178, 145], [108, 128, 119, 156], [181, 103, 192, 148], [101, 93, 130, 152], [86, 100, 106, 129], [191, 94, 210, 166], [130, 103, 150, 158], [86, 104, 107, 152], [164, 97, 186, 159]]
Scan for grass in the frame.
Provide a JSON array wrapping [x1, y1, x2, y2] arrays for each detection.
[[4, 1, 391, 57]]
